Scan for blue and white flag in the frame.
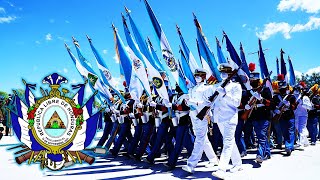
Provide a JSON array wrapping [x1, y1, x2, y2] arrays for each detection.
[[280, 49, 288, 83], [72, 38, 114, 102], [23, 81, 37, 108], [179, 46, 196, 87], [239, 42, 250, 76], [216, 37, 228, 64], [176, 25, 200, 73], [143, 0, 188, 93], [288, 56, 296, 86], [87, 36, 126, 103], [113, 25, 151, 101], [122, 16, 169, 102], [194, 14, 221, 82], [71, 82, 86, 107], [224, 32, 252, 90], [258, 39, 269, 79], [65, 43, 111, 104], [125, 8, 163, 72], [68, 112, 100, 151]]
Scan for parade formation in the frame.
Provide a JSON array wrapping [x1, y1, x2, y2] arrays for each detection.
[[1, 0, 320, 179]]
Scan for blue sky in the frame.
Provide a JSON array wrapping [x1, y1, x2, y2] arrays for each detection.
[[0, 0, 320, 95]]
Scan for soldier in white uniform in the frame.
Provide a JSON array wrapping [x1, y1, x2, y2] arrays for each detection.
[[293, 85, 312, 147], [182, 68, 219, 173], [212, 63, 242, 179]]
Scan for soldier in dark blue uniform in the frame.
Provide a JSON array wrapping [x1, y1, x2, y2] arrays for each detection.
[[246, 71, 272, 162], [273, 81, 297, 156], [109, 92, 134, 156], [307, 91, 320, 145], [164, 84, 194, 170]]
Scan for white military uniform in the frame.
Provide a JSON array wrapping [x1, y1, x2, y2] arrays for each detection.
[[185, 82, 218, 170], [294, 94, 312, 146], [213, 81, 242, 172]]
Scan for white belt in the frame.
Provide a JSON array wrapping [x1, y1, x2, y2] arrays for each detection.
[[159, 112, 168, 120], [175, 111, 188, 119], [256, 104, 265, 108]]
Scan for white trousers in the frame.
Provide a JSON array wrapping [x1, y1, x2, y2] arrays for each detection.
[[217, 116, 242, 172], [295, 116, 309, 146], [187, 117, 217, 168]]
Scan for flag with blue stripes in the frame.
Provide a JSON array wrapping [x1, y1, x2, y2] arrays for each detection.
[[288, 56, 296, 86], [176, 25, 200, 73], [143, 0, 188, 93]]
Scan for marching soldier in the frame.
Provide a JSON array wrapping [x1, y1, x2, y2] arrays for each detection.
[[109, 92, 133, 156], [245, 70, 272, 163], [164, 84, 194, 170], [307, 85, 320, 145], [293, 84, 312, 147], [182, 68, 218, 174], [211, 63, 242, 179], [273, 79, 297, 156]]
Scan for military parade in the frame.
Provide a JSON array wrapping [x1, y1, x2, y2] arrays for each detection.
[[1, 0, 320, 179]]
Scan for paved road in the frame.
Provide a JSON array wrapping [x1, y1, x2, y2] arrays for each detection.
[[1, 134, 319, 180]]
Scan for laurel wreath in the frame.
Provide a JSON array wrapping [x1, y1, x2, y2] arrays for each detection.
[[73, 104, 84, 126], [27, 106, 37, 126]]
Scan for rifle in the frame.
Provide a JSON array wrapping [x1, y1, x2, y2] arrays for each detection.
[[241, 71, 272, 121], [272, 94, 300, 122], [196, 65, 242, 120]]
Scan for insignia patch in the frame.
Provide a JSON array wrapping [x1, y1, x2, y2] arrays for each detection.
[[88, 73, 98, 86], [103, 70, 112, 81], [152, 77, 163, 89], [162, 49, 177, 72], [133, 58, 142, 71], [239, 75, 248, 83]]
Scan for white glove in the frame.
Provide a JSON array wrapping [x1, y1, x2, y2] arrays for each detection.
[[253, 92, 262, 100], [274, 109, 281, 115], [165, 102, 172, 108], [217, 87, 226, 95], [283, 100, 290, 107], [149, 101, 157, 107], [113, 109, 120, 115], [245, 104, 251, 110], [105, 108, 111, 113], [186, 99, 197, 107], [129, 113, 135, 119], [136, 103, 143, 108]]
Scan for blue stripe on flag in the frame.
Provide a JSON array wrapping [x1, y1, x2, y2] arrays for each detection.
[[84, 112, 100, 148]]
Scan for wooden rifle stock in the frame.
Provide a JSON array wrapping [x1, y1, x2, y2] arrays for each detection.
[[196, 66, 241, 120], [241, 71, 273, 121]]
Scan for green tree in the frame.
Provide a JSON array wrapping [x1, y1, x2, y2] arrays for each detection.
[[296, 72, 320, 88]]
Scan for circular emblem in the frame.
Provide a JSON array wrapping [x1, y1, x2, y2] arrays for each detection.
[[103, 70, 112, 81], [33, 97, 77, 146], [239, 75, 248, 83], [152, 77, 163, 89], [133, 58, 142, 70]]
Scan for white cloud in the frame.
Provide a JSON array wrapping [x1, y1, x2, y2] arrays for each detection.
[[35, 40, 41, 44], [63, 68, 68, 73], [256, 16, 320, 40], [0, 7, 6, 14], [103, 49, 108, 54], [305, 66, 320, 75], [242, 24, 247, 28], [294, 70, 302, 78], [65, 20, 70, 24], [45, 33, 52, 41], [113, 53, 119, 64], [49, 19, 55, 23], [0, 16, 16, 23], [277, 0, 320, 14]]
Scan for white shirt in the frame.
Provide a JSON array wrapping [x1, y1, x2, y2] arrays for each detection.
[[187, 82, 216, 119], [213, 81, 242, 124], [295, 95, 312, 117]]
